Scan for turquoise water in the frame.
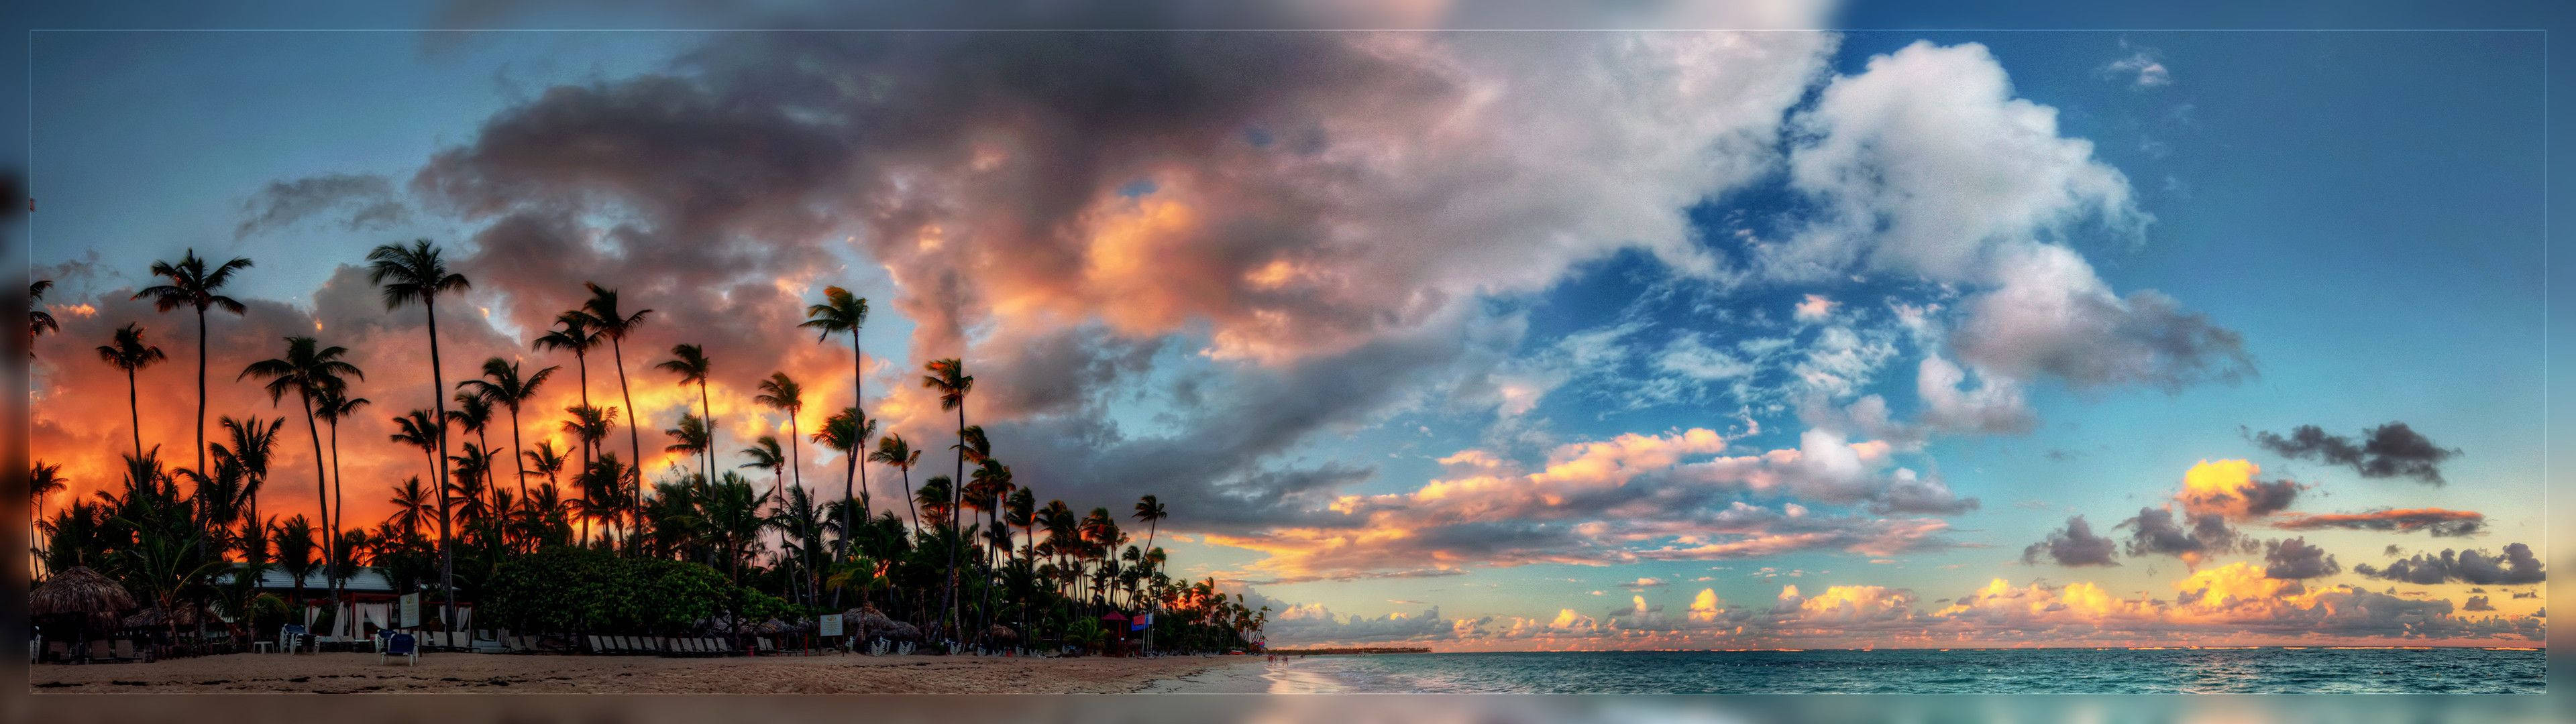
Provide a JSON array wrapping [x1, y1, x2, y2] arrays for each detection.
[[1265, 648, 2546, 693]]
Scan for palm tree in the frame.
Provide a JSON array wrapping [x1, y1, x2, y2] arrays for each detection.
[[575, 455, 631, 549], [386, 476, 433, 539], [812, 406, 869, 556], [133, 249, 255, 475], [450, 391, 497, 520], [800, 287, 870, 557], [239, 335, 360, 595], [95, 322, 169, 457], [272, 514, 319, 610], [523, 440, 569, 491], [212, 415, 283, 558], [653, 344, 716, 484], [30, 280, 60, 347], [459, 357, 557, 504], [920, 358, 974, 636], [739, 436, 787, 493], [753, 372, 806, 528], [665, 414, 712, 477], [315, 387, 368, 607], [31, 462, 65, 575], [578, 282, 653, 518], [366, 238, 470, 629], [560, 405, 619, 542], [871, 434, 924, 532], [531, 312, 601, 465], [1132, 495, 1168, 573]]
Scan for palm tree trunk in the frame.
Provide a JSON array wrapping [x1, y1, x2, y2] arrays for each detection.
[[195, 307, 207, 475], [610, 338, 641, 542], [941, 403, 965, 644], [426, 302, 456, 632], [298, 391, 330, 611], [508, 406, 527, 552], [845, 334, 864, 564], [327, 417, 345, 610], [575, 352, 593, 469], [127, 368, 143, 457], [696, 379, 714, 486]]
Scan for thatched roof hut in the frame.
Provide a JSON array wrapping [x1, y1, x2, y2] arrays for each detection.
[[845, 606, 922, 642], [32, 566, 136, 617]]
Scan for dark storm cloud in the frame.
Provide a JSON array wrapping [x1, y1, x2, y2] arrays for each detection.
[[236, 173, 409, 239], [2116, 506, 2249, 560], [2462, 595, 2496, 612], [2248, 422, 2459, 485], [2259, 537, 2340, 580], [2270, 508, 2485, 537], [2021, 515, 2118, 567], [2353, 543, 2545, 586]]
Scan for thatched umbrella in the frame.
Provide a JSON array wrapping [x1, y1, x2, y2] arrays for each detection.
[[32, 566, 136, 617], [32, 566, 136, 662]]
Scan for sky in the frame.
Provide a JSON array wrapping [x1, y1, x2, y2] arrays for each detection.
[[22, 2, 2552, 650]]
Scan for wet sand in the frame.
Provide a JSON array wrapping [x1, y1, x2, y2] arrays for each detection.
[[28, 651, 1260, 694]]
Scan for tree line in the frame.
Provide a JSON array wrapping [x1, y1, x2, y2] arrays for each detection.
[[30, 241, 1266, 654]]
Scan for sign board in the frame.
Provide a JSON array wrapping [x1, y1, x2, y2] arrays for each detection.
[[818, 613, 844, 638], [399, 593, 421, 629]]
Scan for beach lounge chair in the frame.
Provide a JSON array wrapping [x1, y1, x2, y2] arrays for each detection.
[[381, 632, 419, 666], [111, 640, 139, 662], [618, 636, 639, 654], [584, 635, 602, 654], [678, 638, 698, 656], [757, 637, 776, 654], [703, 638, 722, 656]]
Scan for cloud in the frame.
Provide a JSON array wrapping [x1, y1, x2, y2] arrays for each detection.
[[1772, 41, 2146, 282], [2022, 514, 2119, 567], [2259, 537, 2341, 580], [1204, 427, 1969, 581], [1792, 294, 1837, 322], [2249, 422, 2459, 485], [2463, 595, 2496, 612], [1949, 244, 2254, 392], [2098, 42, 2171, 89], [2116, 505, 2249, 566], [2353, 543, 2546, 586], [2270, 508, 2485, 537], [1263, 602, 1452, 646], [2173, 459, 2300, 522], [235, 173, 409, 239]]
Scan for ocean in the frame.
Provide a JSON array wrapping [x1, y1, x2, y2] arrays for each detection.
[[1256, 648, 2546, 694]]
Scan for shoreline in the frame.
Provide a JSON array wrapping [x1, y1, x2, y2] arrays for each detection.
[[29, 652, 1259, 694]]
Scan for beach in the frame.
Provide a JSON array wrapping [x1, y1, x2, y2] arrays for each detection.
[[28, 652, 1264, 694]]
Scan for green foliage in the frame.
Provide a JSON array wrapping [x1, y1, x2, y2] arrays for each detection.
[[483, 546, 775, 634], [248, 593, 289, 635]]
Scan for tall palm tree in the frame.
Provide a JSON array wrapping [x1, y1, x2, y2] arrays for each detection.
[[531, 312, 601, 465], [30, 280, 59, 347], [811, 407, 867, 556], [239, 335, 359, 592], [870, 434, 923, 532], [753, 372, 805, 526], [366, 238, 470, 629], [459, 357, 557, 503], [31, 462, 65, 575], [96, 322, 169, 457], [800, 287, 870, 558], [920, 358, 974, 636], [1132, 495, 1168, 573], [315, 388, 368, 607], [739, 436, 786, 571], [133, 248, 254, 475], [578, 282, 653, 518], [653, 344, 716, 484]]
